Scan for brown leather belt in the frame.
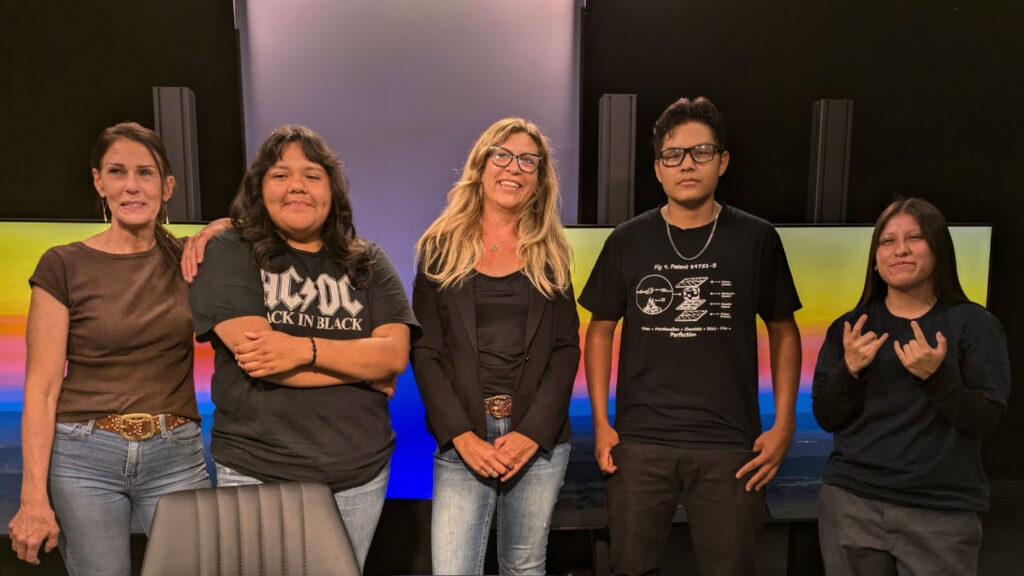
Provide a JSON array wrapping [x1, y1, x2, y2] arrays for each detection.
[[92, 413, 192, 441], [483, 395, 512, 419]]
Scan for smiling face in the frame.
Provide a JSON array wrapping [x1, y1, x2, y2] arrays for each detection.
[[261, 141, 332, 250], [92, 138, 174, 231], [654, 121, 728, 210], [480, 132, 540, 216], [875, 211, 936, 296]]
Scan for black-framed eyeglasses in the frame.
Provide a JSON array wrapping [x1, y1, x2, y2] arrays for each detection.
[[658, 144, 723, 167], [488, 146, 543, 173]]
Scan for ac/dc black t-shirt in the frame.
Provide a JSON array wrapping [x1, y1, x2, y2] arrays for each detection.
[[579, 205, 801, 447], [190, 230, 417, 491]]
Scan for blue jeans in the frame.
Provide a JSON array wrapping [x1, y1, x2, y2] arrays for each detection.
[[48, 419, 211, 576], [215, 460, 389, 573], [431, 415, 570, 575]]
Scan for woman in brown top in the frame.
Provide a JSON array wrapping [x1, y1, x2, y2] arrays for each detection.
[[8, 122, 211, 575]]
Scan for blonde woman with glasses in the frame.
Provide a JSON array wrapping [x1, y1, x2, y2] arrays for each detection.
[[412, 118, 580, 575]]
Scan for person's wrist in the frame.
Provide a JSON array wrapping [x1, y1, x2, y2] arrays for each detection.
[[18, 495, 51, 509], [307, 336, 317, 367], [773, 418, 796, 433], [451, 431, 473, 450], [843, 357, 861, 378]]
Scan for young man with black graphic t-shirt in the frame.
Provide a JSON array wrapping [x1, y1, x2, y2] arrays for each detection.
[[579, 97, 802, 575]]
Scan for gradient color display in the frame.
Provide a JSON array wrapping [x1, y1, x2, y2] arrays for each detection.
[[0, 222, 991, 499], [568, 226, 991, 417]]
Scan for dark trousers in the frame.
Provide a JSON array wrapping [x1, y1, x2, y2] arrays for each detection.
[[606, 440, 768, 575], [818, 483, 982, 576]]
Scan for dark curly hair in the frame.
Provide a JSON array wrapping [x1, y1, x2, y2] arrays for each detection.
[[228, 125, 373, 288]]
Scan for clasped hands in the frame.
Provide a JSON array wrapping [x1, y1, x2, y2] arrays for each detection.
[[843, 314, 946, 379], [452, 430, 538, 482]]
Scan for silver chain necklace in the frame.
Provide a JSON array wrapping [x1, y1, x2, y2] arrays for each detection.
[[663, 203, 721, 261]]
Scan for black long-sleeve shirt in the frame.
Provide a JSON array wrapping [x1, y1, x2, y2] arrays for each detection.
[[812, 299, 1010, 512]]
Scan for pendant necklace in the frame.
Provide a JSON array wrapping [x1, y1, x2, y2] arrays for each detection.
[[664, 203, 721, 261]]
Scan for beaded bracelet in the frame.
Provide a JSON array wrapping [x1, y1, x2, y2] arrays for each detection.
[[308, 336, 318, 367]]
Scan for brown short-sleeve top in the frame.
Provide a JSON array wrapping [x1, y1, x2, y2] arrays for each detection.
[[29, 242, 200, 421]]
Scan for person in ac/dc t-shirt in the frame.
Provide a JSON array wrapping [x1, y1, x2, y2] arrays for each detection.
[[190, 125, 417, 572], [579, 97, 802, 576]]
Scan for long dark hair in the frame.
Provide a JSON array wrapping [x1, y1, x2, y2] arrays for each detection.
[[90, 122, 182, 264], [229, 125, 372, 287], [857, 198, 969, 307]]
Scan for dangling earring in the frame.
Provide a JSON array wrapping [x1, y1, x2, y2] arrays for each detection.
[[101, 197, 109, 223], [164, 207, 170, 226]]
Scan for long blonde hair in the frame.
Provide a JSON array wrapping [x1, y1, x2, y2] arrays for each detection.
[[416, 118, 572, 299]]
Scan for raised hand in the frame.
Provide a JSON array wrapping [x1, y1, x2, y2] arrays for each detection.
[[180, 217, 232, 283], [843, 314, 889, 377], [893, 320, 946, 379]]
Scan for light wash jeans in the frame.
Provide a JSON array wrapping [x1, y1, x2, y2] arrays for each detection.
[[431, 414, 570, 575], [48, 419, 211, 576], [215, 460, 389, 573]]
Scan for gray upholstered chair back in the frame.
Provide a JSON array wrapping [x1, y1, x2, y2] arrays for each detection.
[[141, 482, 359, 576]]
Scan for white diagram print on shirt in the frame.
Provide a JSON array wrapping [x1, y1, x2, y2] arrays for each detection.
[[634, 264, 734, 339], [674, 277, 708, 322], [636, 274, 674, 315]]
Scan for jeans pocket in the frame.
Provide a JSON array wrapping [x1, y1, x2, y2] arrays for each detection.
[[54, 421, 89, 440], [165, 421, 202, 445]]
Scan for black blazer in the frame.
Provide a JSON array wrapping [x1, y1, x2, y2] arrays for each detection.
[[411, 270, 580, 452]]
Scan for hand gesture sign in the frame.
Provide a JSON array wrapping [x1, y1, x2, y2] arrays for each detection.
[[843, 314, 889, 377], [893, 320, 946, 379]]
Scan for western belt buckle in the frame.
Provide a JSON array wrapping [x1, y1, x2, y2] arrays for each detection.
[[116, 413, 157, 441], [484, 395, 512, 419]]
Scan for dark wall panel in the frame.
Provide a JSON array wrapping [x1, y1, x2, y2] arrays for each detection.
[[0, 1, 244, 221], [580, 0, 1024, 478]]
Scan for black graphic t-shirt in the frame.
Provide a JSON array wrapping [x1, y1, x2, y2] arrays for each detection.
[[579, 205, 801, 447], [190, 230, 417, 491]]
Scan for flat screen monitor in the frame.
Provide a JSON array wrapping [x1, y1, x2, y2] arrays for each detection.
[[0, 222, 993, 517]]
